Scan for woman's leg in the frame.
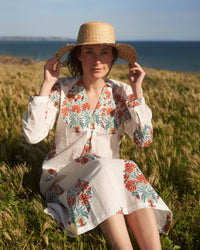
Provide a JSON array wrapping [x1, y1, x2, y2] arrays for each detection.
[[125, 208, 161, 250], [100, 214, 133, 250]]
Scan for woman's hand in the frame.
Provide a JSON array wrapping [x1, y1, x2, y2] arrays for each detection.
[[39, 57, 61, 96], [129, 63, 145, 99]]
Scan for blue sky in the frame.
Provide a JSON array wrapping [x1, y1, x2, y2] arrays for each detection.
[[0, 0, 200, 40]]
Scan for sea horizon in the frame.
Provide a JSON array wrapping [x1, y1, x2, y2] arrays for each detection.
[[0, 40, 200, 72], [0, 35, 199, 42]]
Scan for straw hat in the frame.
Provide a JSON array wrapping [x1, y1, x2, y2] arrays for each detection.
[[55, 21, 137, 66]]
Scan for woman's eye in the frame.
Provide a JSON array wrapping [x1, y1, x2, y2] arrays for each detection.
[[86, 50, 92, 54]]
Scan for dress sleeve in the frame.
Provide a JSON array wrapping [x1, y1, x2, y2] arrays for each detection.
[[22, 82, 61, 144], [125, 93, 153, 148]]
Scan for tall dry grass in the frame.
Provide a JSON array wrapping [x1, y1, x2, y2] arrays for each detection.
[[0, 56, 200, 249]]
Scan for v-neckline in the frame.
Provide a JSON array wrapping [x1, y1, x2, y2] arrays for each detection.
[[83, 86, 104, 116], [76, 79, 111, 116]]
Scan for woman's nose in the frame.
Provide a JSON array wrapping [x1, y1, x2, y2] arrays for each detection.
[[94, 53, 101, 63]]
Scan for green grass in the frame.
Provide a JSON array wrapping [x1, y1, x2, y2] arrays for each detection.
[[0, 56, 200, 249]]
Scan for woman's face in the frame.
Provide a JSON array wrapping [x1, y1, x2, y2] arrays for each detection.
[[78, 45, 114, 80]]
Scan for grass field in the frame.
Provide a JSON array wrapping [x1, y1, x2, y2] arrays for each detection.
[[0, 56, 200, 249]]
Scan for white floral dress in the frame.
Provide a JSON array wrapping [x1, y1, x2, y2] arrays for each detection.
[[22, 77, 172, 237]]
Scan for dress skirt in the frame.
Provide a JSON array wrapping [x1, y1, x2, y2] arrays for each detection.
[[44, 154, 172, 237]]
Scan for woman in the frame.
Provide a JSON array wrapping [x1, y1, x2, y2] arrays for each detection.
[[23, 21, 172, 249]]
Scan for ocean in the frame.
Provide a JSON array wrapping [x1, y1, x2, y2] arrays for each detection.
[[0, 40, 200, 72]]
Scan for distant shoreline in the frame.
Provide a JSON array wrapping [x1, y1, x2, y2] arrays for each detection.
[[0, 36, 75, 41], [0, 37, 199, 42]]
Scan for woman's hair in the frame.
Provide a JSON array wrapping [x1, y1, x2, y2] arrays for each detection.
[[62, 46, 118, 77]]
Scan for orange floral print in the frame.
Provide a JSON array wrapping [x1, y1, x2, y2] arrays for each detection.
[[78, 218, 86, 227], [46, 184, 64, 203], [71, 105, 81, 113], [79, 193, 90, 206], [106, 107, 115, 115], [61, 106, 69, 116], [137, 174, 148, 184], [49, 168, 57, 174], [125, 180, 136, 192], [67, 178, 92, 228], [104, 89, 111, 99], [82, 102, 90, 111], [125, 162, 136, 173], [124, 160, 159, 207]]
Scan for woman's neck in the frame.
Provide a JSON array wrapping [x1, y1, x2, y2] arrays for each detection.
[[82, 76, 106, 95]]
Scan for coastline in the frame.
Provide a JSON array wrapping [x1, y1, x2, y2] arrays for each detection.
[[0, 36, 75, 41]]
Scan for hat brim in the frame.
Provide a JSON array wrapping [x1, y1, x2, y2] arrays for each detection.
[[55, 43, 137, 66]]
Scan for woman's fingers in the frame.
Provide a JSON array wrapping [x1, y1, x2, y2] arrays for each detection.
[[129, 63, 145, 75], [129, 63, 145, 85], [45, 57, 61, 74], [128, 63, 145, 99], [55, 61, 61, 73], [43, 57, 61, 85], [45, 57, 59, 71], [39, 57, 61, 96]]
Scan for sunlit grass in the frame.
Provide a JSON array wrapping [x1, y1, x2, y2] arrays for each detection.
[[0, 56, 200, 249]]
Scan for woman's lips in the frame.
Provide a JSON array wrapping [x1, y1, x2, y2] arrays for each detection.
[[92, 68, 103, 71]]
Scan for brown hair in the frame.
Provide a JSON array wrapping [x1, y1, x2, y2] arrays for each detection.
[[62, 46, 118, 77]]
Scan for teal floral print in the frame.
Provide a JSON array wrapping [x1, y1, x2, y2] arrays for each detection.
[[133, 125, 153, 147], [48, 79, 153, 146], [49, 82, 61, 109], [44, 168, 57, 182], [67, 178, 92, 228], [116, 207, 124, 215], [46, 183, 64, 203], [123, 160, 159, 207], [46, 141, 56, 160], [127, 94, 144, 107], [60, 80, 131, 134]]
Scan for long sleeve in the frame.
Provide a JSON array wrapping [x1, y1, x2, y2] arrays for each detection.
[[22, 82, 61, 144], [125, 95, 153, 147]]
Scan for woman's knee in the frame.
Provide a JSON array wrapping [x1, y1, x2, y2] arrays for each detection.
[[100, 214, 133, 250]]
